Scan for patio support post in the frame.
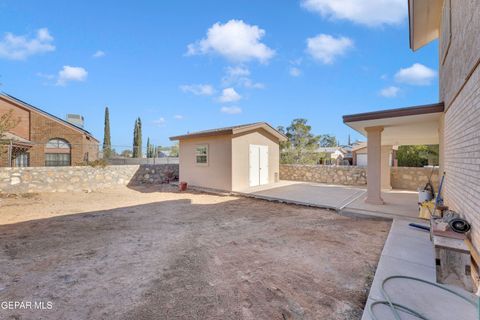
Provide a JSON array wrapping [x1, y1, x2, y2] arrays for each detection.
[[381, 145, 392, 190], [365, 126, 384, 205]]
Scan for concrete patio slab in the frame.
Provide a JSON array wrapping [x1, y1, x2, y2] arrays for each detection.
[[345, 190, 420, 219], [242, 181, 365, 210], [239, 181, 421, 220], [362, 220, 477, 320]]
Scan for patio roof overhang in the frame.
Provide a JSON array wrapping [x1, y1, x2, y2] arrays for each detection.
[[343, 102, 444, 146], [408, 0, 443, 51]]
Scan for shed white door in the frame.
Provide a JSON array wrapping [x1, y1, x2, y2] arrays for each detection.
[[357, 154, 367, 167], [249, 145, 269, 187]]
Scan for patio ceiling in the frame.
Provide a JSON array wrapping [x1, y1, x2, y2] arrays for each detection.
[[343, 103, 444, 146]]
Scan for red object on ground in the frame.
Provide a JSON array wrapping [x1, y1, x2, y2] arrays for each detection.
[[179, 182, 188, 191]]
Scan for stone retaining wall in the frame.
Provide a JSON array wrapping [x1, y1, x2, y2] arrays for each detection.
[[280, 164, 367, 186], [0, 164, 179, 193], [391, 167, 439, 191], [280, 164, 439, 190]]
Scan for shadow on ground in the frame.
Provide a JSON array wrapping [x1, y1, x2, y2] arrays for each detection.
[[0, 191, 390, 320]]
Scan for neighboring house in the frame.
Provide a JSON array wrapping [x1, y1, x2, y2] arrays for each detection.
[[352, 142, 397, 167], [170, 122, 287, 192], [0, 93, 99, 167], [317, 147, 348, 165], [343, 2, 480, 251]]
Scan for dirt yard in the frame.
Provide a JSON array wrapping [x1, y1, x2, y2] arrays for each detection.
[[0, 186, 390, 320]]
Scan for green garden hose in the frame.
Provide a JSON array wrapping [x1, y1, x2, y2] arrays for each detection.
[[368, 275, 478, 320]]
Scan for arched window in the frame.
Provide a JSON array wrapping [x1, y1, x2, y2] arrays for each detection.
[[45, 138, 71, 166]]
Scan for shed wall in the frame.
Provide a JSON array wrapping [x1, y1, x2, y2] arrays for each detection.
[[231, 129, 280, 191], [178, 135, 232, 191]]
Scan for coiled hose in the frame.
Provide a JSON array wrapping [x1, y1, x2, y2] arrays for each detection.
[[368, 275, 479, 320]]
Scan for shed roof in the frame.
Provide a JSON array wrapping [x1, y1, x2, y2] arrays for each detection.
[[170, 122, 288, 141]]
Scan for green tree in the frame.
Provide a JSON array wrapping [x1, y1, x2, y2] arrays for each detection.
[[132, 118, 138, 158], [279, 119, 321, 164], [170, 143, 179, 157], [132, 117, 143, 158], [0, 110, 20, 138], [146, 137, 155, 158], [397, 145, 439, 167], [102, 107, 112, 159], [120, 149, 132, 158], [319, 134, 337, 147], [137, 117, 142, 158]]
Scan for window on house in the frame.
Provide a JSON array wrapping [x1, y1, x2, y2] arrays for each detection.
[[45, 138, 71, 166], [195, 145, 208, 165], [14, 152, 29, 167]]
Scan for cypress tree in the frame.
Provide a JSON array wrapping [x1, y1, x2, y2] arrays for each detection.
[[146, 137, 151, 158], [137, 117, 142, 158], [103, 107, 111, 159], [132, 118, 138, 158]]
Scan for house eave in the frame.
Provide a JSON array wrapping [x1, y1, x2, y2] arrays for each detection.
[[408, 0, 443, 51]]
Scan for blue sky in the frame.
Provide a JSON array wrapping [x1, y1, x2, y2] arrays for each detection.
[[0, 0, 439, 149]]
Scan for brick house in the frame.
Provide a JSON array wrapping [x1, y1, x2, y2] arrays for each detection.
[[343, 1, 480, 250], [0, 93, 99, 167]]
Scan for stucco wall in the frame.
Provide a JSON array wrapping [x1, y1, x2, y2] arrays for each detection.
[[440, 1, 480, 249], [178, 135, 232, 191], [0, 164, 178, 193], [280, 165, 438, 190], [231, 129, 280, 191]]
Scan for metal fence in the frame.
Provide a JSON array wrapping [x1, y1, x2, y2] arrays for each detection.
[[107, 157, 179, 165]]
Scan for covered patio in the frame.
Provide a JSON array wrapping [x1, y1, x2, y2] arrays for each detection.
[[1, 132, 33, 167], [343, 103, 444, 206]]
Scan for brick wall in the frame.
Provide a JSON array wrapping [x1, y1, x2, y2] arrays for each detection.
[[29, 111, 98, 166], [441, 1, 480, 249], [0, 95, 99, 167], [0, 164, 179, 193]]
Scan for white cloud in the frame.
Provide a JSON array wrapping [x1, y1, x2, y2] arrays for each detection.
[[219, 88, 241, 103], [174, 115, 184, 120], [301, 0, 407, 27], [153, 117, 166, 127], [0, 28, 55, 60], [187, 20, 275, 63], [56, 66, 88, 86], [222, 66, 264, 89], [92, 50, 105, 58], [290, 67, 302, 77], [225, 66, 250, 77], [180, 84, 215, 96], [36, 72, 55, 80], [379, 86, 400, 98], [394, 63, 436, 85], [220, 106, 242, 114], [306, 34, 353, 64]]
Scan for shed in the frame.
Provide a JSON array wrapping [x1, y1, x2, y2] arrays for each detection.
[[170, 122, 287, 192]]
